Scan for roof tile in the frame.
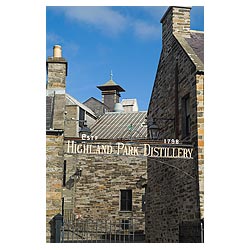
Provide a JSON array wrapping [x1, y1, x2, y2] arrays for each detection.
[[185, 31, 204, 64]]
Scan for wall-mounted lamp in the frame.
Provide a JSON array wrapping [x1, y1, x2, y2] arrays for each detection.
[[70, 167, 82, 182], [65, 167, 82, 190], [147, 118, 175, 140], [148, 122, 160, 140], [74, 167, 82, 178]]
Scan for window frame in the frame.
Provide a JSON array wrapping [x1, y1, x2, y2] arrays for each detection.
[[120, 189, 132, 212]]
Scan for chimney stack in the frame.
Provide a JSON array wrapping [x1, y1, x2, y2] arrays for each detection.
[[161, 6, 191, 53], [46, 45, 68, 91]]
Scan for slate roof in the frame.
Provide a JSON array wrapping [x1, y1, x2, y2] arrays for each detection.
[[175, 30, 204, 72], [46, 96, 54, 130], [185, 31, 204, 64], [90, 111, 147, 140]]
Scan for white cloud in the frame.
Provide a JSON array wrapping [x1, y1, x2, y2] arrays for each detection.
[[51, 6, 163, 41], [63, 7, 127, 36], [141, 6, 167, 20], [133, 21, 160, 40], [46, 32, 64, 44]]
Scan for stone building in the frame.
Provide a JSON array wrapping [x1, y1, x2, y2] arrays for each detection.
[[46, 45, 99, 241], [145, 6, 204, 242], [46, 6, 204, 243], [46, 45, 67, 242], [63, 113, 147, 237], [46, 45, 147, 242], [121, 99, 139, 112], [83, 97, 110, 118]]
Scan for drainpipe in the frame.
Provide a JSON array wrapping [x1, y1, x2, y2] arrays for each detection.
[[175, 60, 179, 138]]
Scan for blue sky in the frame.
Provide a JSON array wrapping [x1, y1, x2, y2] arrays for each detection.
[[46, 6, 204, 111]]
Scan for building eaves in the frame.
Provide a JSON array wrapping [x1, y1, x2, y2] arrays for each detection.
[[174, 32, 204, 72], [97, 79, 125, 92]]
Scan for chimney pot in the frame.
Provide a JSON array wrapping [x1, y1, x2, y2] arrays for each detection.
[[53, 45, 62, 58]]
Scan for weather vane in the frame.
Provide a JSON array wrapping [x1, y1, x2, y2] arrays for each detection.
[[110, 70, 113, 80]]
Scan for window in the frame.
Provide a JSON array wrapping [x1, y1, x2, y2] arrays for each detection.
[[79, 108, 85, 128], [120, 190, 132, 211], [121, 219, 130, 230], [182, 94, 191, 138]]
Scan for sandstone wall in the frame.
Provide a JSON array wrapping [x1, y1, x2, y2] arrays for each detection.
[[63, 146, 147, 232], [46, 134, 64, 242], [146, 7, 204, 242]]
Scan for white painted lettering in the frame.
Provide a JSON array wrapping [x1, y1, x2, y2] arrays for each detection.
[[117, 143, 124, 155], [144, 144, 150, 156], [77, 144, 82, 153], [187, 148, 193, 158]]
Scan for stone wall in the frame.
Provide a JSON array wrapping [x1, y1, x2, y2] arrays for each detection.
[[64, 105, 79, 137], [102, 90, 120, 112], [196, 73, 204, 218], [145, 158, 200, 242], [63, 145, 147, 232], [46, 133, 64, 242], [52, 94, 66, 130], [46, 48, 67, 242], [83, 98, 109, 118], [161, 7, 191, 54], [148, 37, 197, 141], [146, 6, 204, 243], [46, 58, 67, 89]]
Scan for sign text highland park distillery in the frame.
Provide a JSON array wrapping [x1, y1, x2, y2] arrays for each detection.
[[66, 141, 193, 159]]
